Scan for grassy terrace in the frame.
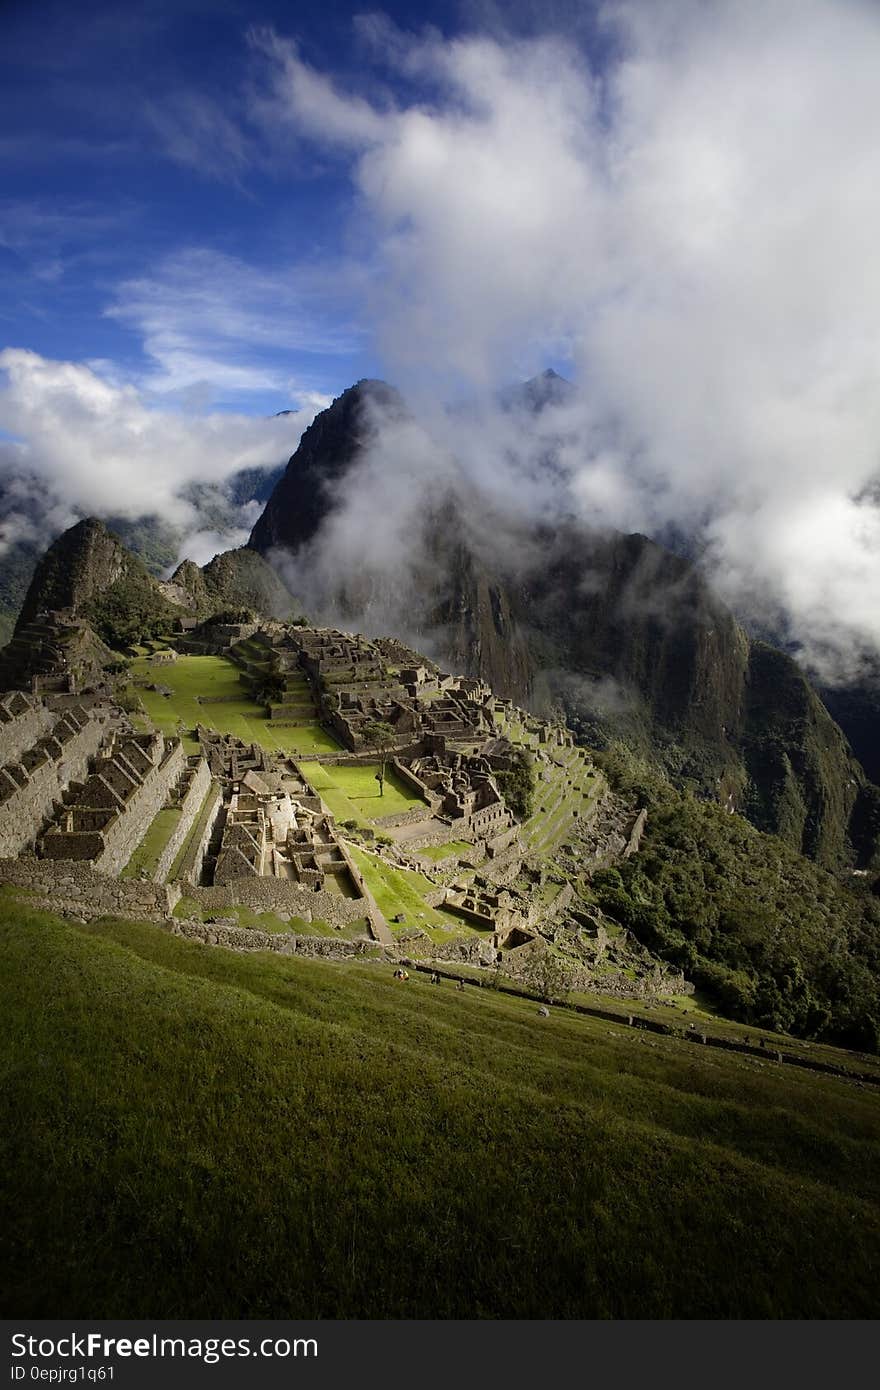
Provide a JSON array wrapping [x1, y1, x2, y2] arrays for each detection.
[[168, 784, 219, 881], [129, 654, 340, 756], [306, 760, 424, 829], [120, 808, 181, 880], [522, 746, 601, 854], [346, 844, 465, 937], [417, 839, 474, 862], [2, 900, 879, 1318]]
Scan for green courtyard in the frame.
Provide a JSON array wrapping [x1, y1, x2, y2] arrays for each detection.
[[305, 759, 424, 827], [128, 654, 341, 756]]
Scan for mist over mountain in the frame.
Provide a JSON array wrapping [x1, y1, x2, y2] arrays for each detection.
[[248, 376, 880, 871], [0, 358, 300, 645]]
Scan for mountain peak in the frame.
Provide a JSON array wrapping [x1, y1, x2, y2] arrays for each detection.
[[13, 517, 135, 631], [248, 379, 407, 555], [501, 368, 574, 414]]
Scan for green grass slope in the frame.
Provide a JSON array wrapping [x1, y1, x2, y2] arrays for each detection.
[[130, 654, 340, 756], [2, 900, 879, 1319]]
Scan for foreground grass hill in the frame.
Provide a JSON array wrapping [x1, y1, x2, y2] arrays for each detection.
[[2, 897, 879, 1319]]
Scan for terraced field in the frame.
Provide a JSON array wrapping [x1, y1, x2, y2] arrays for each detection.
[[129, 654, 341, 756], [522, 745, 602, 854]]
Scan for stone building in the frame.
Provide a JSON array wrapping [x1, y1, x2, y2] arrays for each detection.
[[41, 730, 186, 875], [0, 700, 107, 857], [199, 730, 366, 900], [213, 781, 362, 899], [0, 690, 53, 767], [395, 748, 516, 839]]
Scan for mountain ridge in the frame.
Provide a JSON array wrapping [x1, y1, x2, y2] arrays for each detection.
[[247, 376, 880, 871]]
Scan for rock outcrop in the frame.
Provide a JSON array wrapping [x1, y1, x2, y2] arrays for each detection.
[[171, 547, 298, 621], [14, 518, 142, 632]]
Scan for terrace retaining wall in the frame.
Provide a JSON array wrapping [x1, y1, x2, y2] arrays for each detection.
[[168, 917, 383, 957], [153, 757, 212, 883], [0, 857, 180, 918], [0, 713, 105, 858]]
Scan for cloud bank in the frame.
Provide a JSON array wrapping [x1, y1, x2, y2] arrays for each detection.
[[255, 0, 880, 678], [0, 347, 314, 563]]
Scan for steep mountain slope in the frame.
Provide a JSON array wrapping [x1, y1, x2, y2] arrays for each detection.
[[170, 547, 298, 621], [247, 378, 880, 869], [13, 517, 161, 632], [0, 461, 287, 644], [249, 380, 404, 554], [815, 660, 880, 784]]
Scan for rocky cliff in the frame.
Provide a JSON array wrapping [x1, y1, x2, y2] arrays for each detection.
[[249, 379, 405, 555]]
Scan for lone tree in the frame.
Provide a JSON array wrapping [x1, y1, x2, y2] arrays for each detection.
[[521, 949, 573, 1005], [494, 747, 535, 820], [361, 719, 396, 797]]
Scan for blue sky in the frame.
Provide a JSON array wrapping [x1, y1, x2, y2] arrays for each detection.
[[0, 0, 601, 415], [4, 0, 880, 673]]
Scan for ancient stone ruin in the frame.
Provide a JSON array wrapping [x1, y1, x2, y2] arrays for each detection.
[[41, 730, 188, 875]]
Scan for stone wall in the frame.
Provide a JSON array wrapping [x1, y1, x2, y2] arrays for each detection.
[[0, 693, 53, 767], [168, 916, 383, 957], [187, 878, 375, 931], [485, 824, 520, 857], [0, 857, 178, 918], [389, 757, 440, 808], [623, 808, 648, 859], [175, 782, 223, 886], [537, 881, 574, 925], [0, 710, 105, 858], [372, 804, 431, 830], [94, 741, 186, 876], [153, 757, 212, 883]]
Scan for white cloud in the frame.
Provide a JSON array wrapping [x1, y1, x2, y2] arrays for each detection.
[[106, 247, 361, 403], [176, 522, 257, 568], [0, 346, 313, 536], [144, 92, 257, 183], [253, 0, 880, 675]]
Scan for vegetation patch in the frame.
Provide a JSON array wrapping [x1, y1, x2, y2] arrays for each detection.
[[307, 761, 423, 827], [128, 655, 341, 755], [2, 903, 879, 1318], [592, 742, 880, 1049], [417, 840, 474, 862], [120, 809, 182, 879], [347, 845, 462, 932]]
